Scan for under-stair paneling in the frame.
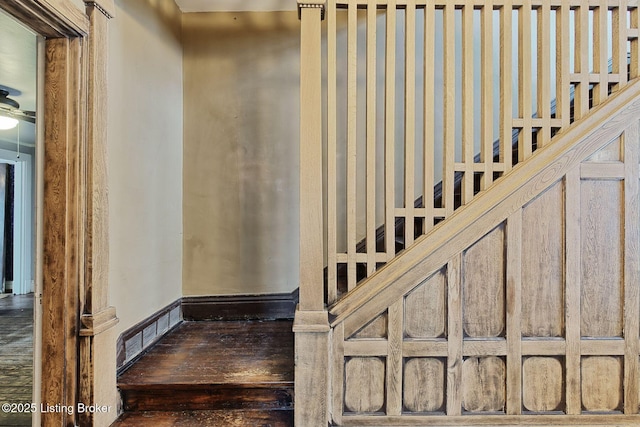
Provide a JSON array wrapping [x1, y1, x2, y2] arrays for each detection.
[[521, 181, 565, 338], [328, 117, 640, 425], [462, 225, 505, 339]]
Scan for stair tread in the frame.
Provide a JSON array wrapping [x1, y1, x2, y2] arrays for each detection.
[[118, 320, 294, 388], [110, 409, 293, 427]]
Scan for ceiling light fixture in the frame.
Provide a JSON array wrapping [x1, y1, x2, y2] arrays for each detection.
[[0, 115, 18, 130]]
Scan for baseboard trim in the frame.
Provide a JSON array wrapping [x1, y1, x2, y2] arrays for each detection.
[[116, 299, 182, 375], [182, 289, 299, 321]]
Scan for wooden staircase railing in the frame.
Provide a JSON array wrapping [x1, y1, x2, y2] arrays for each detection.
[[295, 1, 640, 425]]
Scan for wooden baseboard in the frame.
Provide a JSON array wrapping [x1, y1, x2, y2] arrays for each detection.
[[182, 289, 299, 321], [116, 299, 182, 375]]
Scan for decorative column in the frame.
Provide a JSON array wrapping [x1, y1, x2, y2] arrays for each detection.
[[294, 1, 330, 425], [79, 2, 118, 426]]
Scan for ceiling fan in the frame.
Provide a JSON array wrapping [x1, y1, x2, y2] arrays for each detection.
[[0, 89, 35, 130]]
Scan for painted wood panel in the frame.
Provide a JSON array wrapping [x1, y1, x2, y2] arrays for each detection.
[[463, 225, 505, 338], [580, 180, 624, 338], [521, 182, 564, 337], [404, 269, 446, 339], [522, 357, 564, 412], [344, 357, 386, 413], [403, 358, 445, 412], [461, 356, 506, 412], [581, 356, 623, 412]]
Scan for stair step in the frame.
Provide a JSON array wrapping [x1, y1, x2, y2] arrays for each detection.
[[116, 320, 294, 414], [110, 409, 293, 427]]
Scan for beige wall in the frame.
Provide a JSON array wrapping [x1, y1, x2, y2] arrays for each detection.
[[182, 12, 300, 296], [108, 0, 183, 335]]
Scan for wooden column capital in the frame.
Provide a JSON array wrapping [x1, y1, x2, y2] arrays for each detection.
[[84, 0, 115, 19]]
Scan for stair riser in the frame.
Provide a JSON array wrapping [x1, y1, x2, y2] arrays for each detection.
[[121, 387, 293, 411]]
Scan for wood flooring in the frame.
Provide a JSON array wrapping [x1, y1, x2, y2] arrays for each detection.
[[0, 294, 34, 427], [112, 320, 294, 426]]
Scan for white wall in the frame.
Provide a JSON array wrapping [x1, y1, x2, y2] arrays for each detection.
[[108, 0, 183, 336], [182, 12, 300, 296]]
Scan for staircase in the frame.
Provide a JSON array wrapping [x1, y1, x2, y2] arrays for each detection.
[[296, 0, 640, 425], [111, 320, 294, 426]]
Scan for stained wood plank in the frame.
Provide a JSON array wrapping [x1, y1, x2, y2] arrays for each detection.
[[500, 0, 513, 171], [344, 357, 385, 413], [366, 0, 377, 276], [522, 357, 564, 412], [580, 180, 624, 337], [443, 2, 456, 216], [385, 0, 397, 261], [623, 121, 640, 414], [423, 1, 436, 231], [481, 0, 495, 189], [556, 2, 571, 128], [581, 356, 623, 412], [565, 167, 582, 415], [404, 2, 416, 247], [446, 255, 463, 416], [119, 321, 292, 386], [461, 357, 506, 413], [403, 358, 445, 412], [518, 0, 533, 161], [111, 409, 293, 427], [404, 269, 446, 338], [347, 2, 358, 290], [327, 0, 338, 304], [462, 2, 475, 203], [463, 225, 505, 338], [506, 210, 522, 415], [521, 182, 565, 337], [386, 300, 403, 415]]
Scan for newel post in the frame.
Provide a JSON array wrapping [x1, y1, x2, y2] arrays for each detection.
[[295, 1, 330, 425]]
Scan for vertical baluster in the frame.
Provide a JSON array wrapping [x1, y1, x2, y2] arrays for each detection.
[[366, 0, 377, 276], [298, 1, 325, 313], [481, 0, 495, 189], [631, 5, 639, 79], [613, 0, 628, 92], [347, 2, 357, 290], [574, 3, 590, 120], [385, 0, 397, 261], [423, 1, 436, 232], [500, 0, 513, 172], [593, 0, 609, 106], [537, 0, 551, 148], [518, 0, 533, 162], [461, 2, 475, 204], [327, 0, 338, 304], [556, 2, 570, 129], [405, 1, 416, 247], [443, 1, 456, 217]]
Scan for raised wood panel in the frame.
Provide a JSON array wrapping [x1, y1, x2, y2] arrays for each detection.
[[404, 269, 447, 339], [403, 358, 445, 412], [351, 311, 388, 339], [581, 356, 623, 412], [521, 181, 565, 337], [463, 225, 505, 338], [461, 356, 506, 413], [344, 357, 386, 413], [585, 137, 622, 162], [580, 180, 624, 338], [522, 357, 564, 412]]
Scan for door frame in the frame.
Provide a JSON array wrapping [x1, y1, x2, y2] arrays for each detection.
[[1, 1, 116, 426]]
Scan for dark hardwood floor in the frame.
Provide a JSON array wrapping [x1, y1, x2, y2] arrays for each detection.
[[112, 320, 294, 426], [0, 294, 34, 427]]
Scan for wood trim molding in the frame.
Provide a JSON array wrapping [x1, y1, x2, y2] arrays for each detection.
[[2, 0, 89, 37], [182, 289, 299, 321], [116, 299, 182, 375]]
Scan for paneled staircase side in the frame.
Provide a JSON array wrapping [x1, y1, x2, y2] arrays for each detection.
[[327, 77, 640, 426], [329, 77, 640, 331]]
